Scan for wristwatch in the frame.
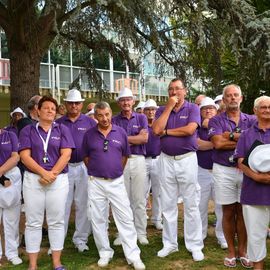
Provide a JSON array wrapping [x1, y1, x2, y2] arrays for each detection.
[[229, 132, 234, 141]]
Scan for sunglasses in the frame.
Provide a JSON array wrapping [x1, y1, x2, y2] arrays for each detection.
[[103, 139, 109, 152]]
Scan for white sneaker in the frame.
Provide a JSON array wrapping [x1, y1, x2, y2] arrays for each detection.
[[157, 247, 178, 258], [113, 237, 122, 246], [10, 256, 23, 265], [138, 236, 149, 245], [154, 221, 163, 230], [97, 257, 111, 267], [132, 259, 146, 270], [76, 243, 89, 252], [192, 250, 204, 261], [219, 241, 228, 249]]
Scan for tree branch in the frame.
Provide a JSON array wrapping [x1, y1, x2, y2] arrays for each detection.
[[0, 2, 9, 31]]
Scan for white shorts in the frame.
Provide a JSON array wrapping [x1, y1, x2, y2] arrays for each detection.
[[212, 163, 243, 205], [243, 204, 270, 262]]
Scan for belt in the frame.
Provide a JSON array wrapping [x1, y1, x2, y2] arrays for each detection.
[[89, 175, 113, 181], [69, 161, 83, 167], [146, 156, 158, 159], [129, 154, 144, 158], [162, 151, 194, 160]]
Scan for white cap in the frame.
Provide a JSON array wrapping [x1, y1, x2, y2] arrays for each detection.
[[64, 89, 85, 102], [248, 144, 270, 173], [116, 87, 135, 101], [10, 107, 26, 117], [214, 94, 223, 103], [143, 99, 159, 109], [199, 97, 218, 110], [135, 101, 146, 111]]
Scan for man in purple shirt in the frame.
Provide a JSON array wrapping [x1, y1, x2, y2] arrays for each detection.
[[236, 95, 270, 270], [112, 88, 149, 245], [56, 89, 96, 252], [152, 78, 204, 261], [208, 84, 255, 268], [82, 101, 146, 270], [143, 99, 162, 230]]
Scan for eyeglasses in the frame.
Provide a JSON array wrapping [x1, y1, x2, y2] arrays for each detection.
[[168, 87, 185, 92], [258, 106, 270, 111], [201, 106, 216, 111], [103, 139, 109, 152], [67, 102, 81, 105]]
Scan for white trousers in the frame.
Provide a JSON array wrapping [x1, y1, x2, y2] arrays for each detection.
[[0, 167, 21, 260], [124, 155, 147, 237], [243, 204, 270, 262], [144, 157, 162, 222], [64, 162, 91, 246], [197, 166, 226, 243], [159, 152, 204, 252], [23, 171, 69, 253], [88, 175, 141, 263]]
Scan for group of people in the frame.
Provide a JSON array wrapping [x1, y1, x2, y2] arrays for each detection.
[[0, 78, 269, 270]]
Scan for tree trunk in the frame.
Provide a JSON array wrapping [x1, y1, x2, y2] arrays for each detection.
[[9, 48, 41, 112]]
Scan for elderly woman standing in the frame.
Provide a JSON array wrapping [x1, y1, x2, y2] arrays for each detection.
[[236, 95, 270, 269], [19, 96, 75, 270], [0, 128, 22, 265]]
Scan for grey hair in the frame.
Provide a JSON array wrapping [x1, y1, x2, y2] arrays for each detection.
[[27, 95, 42, 112], [94, 101, 111, 113], [254, 96, 270, 109], [222, 84, 242, 97]]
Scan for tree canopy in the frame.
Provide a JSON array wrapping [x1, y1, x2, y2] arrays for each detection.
[[0, 0, 270, 112]]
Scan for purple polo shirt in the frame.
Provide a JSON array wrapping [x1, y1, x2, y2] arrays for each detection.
[[82, 124, 130, 179], [0, 130, 18, 166], [208, 112, 256, 167], [56, 114, 96, 163], [112, 112, 148, 155], [235, 122, 270, 205], [4, 126, 18, 137], [18, 122, 75, 173], [155, 101, 200, 156], [145, 126, 161, 157], [197, 127, 213, 170]]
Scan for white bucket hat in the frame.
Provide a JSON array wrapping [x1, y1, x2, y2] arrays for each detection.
[[135, 101, 146, 111], [64, 89, 85, 102], [10, 107, 26, 117], [248, 144, 270, 172], [143, 99, 159, 109], [116, 87, 135, 101], [214, 94, 223, 103], [199, 97, 218, 110]]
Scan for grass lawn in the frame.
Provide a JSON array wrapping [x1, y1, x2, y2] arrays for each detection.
[[1, 204, 270, 269]]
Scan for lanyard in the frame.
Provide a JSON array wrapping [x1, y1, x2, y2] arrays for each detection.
[[36, 123, 52, 163]]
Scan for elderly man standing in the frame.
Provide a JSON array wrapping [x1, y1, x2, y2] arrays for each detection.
[[236, 96, 270, 270], [208, 84, 255, 268], [112, 87, 149, 245], [56, 89, 96, 252], [82, 101, 145, 270], [152, 78, 204, 261]]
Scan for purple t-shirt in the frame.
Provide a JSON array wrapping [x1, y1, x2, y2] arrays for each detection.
[[82, 124, 130, 179], [235, 122, 270, 205], [4, 126, 18, 137], [208, 112, 256, 167], [56, 114, 96, 163], [18, 122, 75, 173], [112, 112, 148, 155], [197, 127, 213, 170], [145, 126, 161, 157], [155, 101, 200, 156], [0, 130, 18, 166]]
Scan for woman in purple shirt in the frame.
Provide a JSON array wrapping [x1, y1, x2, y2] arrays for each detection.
[[19, 96, 75, 270], [0, 128, 22, 265]]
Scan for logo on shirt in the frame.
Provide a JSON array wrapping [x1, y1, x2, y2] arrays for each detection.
[[51, 136, 60, 140], [1, 140, 10, 145], [112, 139, 121, 144], [208, 127, 215, 135], [78, 127, 87, 131], [179, 116, 188, 119]]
